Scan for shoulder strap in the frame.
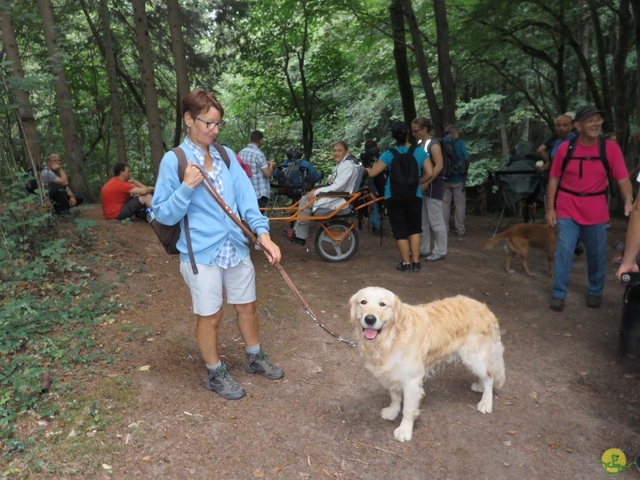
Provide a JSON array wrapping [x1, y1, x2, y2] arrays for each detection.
[[408, 145, 417, 156], [560, 135, 578, 176], [212, 142, 231, 169], [390, 147, 399, 159], [598, 136, 610, 175], [170, 146, 197, 275]]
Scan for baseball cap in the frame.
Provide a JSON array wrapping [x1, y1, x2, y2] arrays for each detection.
[[574, 106, 602, 122]]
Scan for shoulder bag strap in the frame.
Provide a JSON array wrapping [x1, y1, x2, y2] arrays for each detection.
[[171, 147, 198, 274]]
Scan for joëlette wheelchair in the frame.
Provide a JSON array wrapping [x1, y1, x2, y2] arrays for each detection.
[[261, 166, 383, 262]]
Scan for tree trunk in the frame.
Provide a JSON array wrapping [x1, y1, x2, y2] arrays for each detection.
[[612, 0, 633, 154], [36, 0, 92, 200], [389, 0, 416, 128], [0, 0, 42, 176], [403, 0, 440, 130], [631, 0, 640, 126], [132, 0, 165, 177], [98, 0, 127, 165], [167, 0, 190, 147], [499, 106, 509, 159], [432, 0, 456, 132]]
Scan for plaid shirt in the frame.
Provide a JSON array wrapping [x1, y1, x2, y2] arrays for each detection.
[[239, 144, 270, 199], [183, 138, 241, 269]]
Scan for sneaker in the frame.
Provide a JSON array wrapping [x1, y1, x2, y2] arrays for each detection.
[[205, 364, 246, 400], [245, 350, 284, 380], [411, 262, 421, 272], [282, 229, 306, 245], [549, 297, 565, 312], [396, 262, 411, 273], [586, 295, 602, 309], [426, 253, 446, 262]]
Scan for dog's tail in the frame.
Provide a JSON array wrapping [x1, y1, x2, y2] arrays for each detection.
[[480, 232, 506, 251], [491, 338, 506, 389]]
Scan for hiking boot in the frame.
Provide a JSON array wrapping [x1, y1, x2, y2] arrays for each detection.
[[411, 262, 421, 272], [245, 350, 284, 380], [204, 363, 246, 400], [396, 262, 411, 273], [586, 295, 602, 309], [426, 253, 446, 262], [282, 229, 306, 245], [549, 297, 565, 312]]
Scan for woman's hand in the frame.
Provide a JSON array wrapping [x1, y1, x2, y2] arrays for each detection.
[[183, 161, 204, 189], [258, 233, 282, 265]]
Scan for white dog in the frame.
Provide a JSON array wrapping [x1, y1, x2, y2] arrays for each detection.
[[349, 287, 506, 442]]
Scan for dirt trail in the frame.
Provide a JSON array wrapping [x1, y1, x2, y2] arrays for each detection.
[[84, 204, 639, 479]]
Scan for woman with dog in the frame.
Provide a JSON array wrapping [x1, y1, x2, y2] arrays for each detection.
[[545, 106, 633, 312], [366, 121, 431, 272], [152, 89, 284, 400]]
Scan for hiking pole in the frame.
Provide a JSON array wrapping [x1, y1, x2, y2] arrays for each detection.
[[195, 166, 356, 347]]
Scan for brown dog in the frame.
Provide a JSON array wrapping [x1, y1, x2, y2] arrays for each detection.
[[481, 223, 556, 276]]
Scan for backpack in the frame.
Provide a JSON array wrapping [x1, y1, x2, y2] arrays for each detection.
[[149, 143, 231, 274], [278, 158, 305, 189], [438, 138, 461, 179], [25, 166, 45, 193], [389, 145, 419, 201], [558, 135, 610, 197]]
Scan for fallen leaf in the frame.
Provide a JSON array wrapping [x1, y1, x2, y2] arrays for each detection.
[[253, 468, 265, 478], [139, 365, 151, 371], [102, 464, 112, 470], [142, 456, 151, 462]]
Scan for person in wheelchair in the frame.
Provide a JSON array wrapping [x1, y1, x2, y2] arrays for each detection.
[[283, 141, 360, 245]]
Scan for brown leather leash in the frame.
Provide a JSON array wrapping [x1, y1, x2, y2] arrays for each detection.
[[194, 164, 356, 347]]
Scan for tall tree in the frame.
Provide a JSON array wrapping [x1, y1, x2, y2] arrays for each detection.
[[0, 0, 42, 175], [132, 0, 165, 176], [390, 0, 416, 126], [167, 0, 189, 147], [36, 0, 92, 199]]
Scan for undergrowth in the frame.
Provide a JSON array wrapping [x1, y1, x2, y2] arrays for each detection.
[[1, 175, 124, 474]]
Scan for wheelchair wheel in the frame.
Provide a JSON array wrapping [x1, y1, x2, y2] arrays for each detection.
[[314, 219, 359, 262]]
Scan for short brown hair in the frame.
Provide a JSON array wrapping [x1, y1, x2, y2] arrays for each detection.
[[182, 89, 224, 120], [412, 116, 433, 133]]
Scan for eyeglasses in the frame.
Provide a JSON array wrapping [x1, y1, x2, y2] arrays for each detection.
[[195, 117, 225, 130]]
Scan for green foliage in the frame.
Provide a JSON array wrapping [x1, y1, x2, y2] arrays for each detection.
[[0, 175, 120, 450]]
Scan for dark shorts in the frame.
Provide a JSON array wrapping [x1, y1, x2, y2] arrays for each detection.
[[116, 197, 145, 220], [385, 196, 422, 239]]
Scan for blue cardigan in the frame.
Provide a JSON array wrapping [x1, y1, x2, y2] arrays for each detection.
[[152, 140, 269, 266]]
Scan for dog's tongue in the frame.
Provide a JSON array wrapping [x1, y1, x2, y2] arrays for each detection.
[[364, 328, 378, 340]]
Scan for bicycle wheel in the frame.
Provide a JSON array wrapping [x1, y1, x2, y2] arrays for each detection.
[[314, 219, 359, 262]]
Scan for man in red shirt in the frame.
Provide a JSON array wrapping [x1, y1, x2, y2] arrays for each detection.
[[100, 163, 154, 220], [545, 106, 633, 312]]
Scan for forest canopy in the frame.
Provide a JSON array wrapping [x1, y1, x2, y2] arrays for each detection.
[[0, 0, 638, 197]]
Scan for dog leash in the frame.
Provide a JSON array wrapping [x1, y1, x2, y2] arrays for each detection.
[[194, 164, 356, 347]]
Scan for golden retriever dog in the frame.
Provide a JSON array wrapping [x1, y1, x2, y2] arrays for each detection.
[[349, 287, 505, 442], [481, 223, 557, 276]]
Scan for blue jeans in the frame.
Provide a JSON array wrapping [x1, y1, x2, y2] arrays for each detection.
[[552, 218, 607, 299]]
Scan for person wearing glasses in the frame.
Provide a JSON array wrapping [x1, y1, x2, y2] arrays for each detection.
[[152, 89, 284, 400], [545, 106, 633, 312], [40, 153, 84, 214]]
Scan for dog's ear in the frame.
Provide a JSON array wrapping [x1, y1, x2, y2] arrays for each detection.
[[348, 291, 360, 325], [391, 292, 404, 327]]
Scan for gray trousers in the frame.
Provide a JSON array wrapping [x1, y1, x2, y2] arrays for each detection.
[[420, 196, 448, 256], [443, 181, 466, 235]]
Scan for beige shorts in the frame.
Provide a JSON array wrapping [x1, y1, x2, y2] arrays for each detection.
[[180, 257, 256, 316]]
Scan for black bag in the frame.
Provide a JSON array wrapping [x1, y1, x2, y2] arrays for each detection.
[[438, 138, 460, 179], [25, 166, 44, 194], [150, 143, 231, 273], [389, 145, 419, 201]]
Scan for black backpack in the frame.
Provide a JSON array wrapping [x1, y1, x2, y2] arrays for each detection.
[[558, 135, 610, 197], [389, 145, 419, 201], [437, 138, 460, 179], [25, 166, 45, 193]]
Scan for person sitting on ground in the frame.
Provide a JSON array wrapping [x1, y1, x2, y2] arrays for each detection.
[[40, 153, 84, 214], [282, 141, 360, 245], [100, 162, 154, 220]]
